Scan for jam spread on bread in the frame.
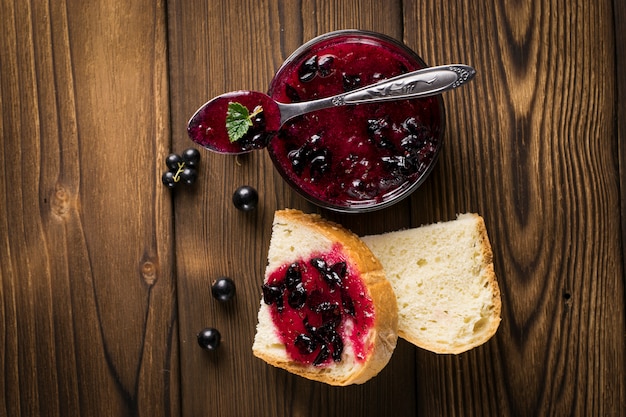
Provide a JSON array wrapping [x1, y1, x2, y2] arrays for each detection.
[[262, 244, 374, 366]]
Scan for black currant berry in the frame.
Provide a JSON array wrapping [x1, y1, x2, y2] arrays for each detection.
[[295, 333, 317, 354], [165, 153, 182, 170], [211, 277, 236, 302], [342, 73, 362, 91], [331, 335, 344, 361], [197, 327, 221, 350], [309, 151, 330, 180], [232, 185, 259, 211], [299, 55, 318, 82], [317, 55, 335, 77], [179, 167, 197, 185], [288, 283, 307, 309], [400, 134, 422, 151], [182, 148, 201, 167], [310, 258, 327, 271], [162, 171, 177, 189], [402, 116, 421, 134], [285, 263, 302, 290], [381, 155, 414, 176], [288, 148, 308, 176], [262, 283, 283, 304], [313, 343, 330, 366], [285, 84, 302, 102]]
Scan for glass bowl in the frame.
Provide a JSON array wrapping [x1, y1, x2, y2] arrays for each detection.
[[267, 30, 445, 212]]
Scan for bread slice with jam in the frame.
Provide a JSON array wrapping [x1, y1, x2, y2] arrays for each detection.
[[252, 209, 398, 386]]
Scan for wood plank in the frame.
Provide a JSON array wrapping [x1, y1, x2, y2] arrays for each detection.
[[0, 0, 179, 416], [615, 0, 626, 347], [167, 1, 421, 416], [404, 0, 625, 415]]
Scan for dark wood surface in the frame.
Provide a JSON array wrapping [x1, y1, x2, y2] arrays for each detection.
[[1, 0, 624, 416]]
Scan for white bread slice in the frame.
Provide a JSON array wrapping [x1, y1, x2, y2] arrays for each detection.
[[361, 213, 501, 354], [252, 209, 398, 385]]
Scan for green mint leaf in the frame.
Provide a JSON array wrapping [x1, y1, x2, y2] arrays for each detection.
[[226, 102, 251, 143], [225, 102, 264, 143]]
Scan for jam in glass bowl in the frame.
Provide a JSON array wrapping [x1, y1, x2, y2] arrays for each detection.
[[267, 30, 446, 212]]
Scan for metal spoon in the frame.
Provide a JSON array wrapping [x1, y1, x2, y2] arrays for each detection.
[[187, 64, 476, 154]]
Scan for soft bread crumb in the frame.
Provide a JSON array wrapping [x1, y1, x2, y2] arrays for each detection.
[[362, 213, 501, 354]]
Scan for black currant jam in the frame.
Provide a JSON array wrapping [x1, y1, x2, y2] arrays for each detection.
[[267, 30, 445, 212], [263, 244, 374, 366]]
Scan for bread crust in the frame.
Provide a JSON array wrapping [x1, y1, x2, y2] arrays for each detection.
[[253, 209, 398, 385], [471, 214, 502, 348]]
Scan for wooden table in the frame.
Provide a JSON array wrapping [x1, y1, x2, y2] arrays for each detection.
[[2, 0, 625, 416]]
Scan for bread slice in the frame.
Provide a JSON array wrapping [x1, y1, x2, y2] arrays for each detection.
[[252, 209, 398, 385], [361, 213, 501, 354]]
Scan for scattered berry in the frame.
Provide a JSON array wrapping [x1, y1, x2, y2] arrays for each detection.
[[182, 148, 201, 167], [161, 171, 177, 189], [179, 167, 197, 185], [211, 277, 236, 302], [161, 148, 200, 189], [165, 153, 183, 170], [232, 185, 258, 211], [197, 327, 221, 351]]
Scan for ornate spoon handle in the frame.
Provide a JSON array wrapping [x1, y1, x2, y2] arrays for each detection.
[[277, 64, 475, 125], [342, 64, 475, 103]]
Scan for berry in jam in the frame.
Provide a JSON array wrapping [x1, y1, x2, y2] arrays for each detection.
[[267, 31, 444, 211], [261, 244, 374, 366]]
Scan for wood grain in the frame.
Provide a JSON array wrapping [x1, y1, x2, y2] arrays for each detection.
[[616, 0, 626, 347], [0, 0, 179, 416], [2, 0, 624, 416], [404, 0, 625, 416]]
